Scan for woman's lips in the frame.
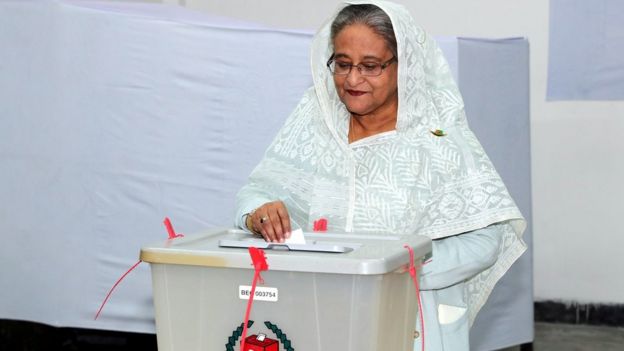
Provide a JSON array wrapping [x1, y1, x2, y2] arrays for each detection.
[[346, 89, 367, 96]]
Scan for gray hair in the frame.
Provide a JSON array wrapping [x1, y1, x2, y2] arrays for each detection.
[[330, 4, 397, 58]]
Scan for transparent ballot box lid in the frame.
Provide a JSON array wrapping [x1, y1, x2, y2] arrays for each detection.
[[140, 228, 431, 275]]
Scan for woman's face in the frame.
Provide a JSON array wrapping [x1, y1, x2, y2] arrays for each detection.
[[332, 23, 398, 118]]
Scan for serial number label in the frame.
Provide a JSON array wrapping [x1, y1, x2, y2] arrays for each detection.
[[238, 285, 278, 302]]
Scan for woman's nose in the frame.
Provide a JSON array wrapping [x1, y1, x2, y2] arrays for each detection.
[[346, 67, 365, 85]]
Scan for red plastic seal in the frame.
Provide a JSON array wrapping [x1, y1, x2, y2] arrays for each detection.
[[313, 218, 328, 232], [240, 247, 270, 351]]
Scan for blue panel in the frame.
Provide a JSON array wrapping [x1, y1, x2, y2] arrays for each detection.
[[458, 38, 534, 350], [548, 0, 624, 100]]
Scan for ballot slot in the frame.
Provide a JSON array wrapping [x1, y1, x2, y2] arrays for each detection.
[[217, 238, 360, 253]]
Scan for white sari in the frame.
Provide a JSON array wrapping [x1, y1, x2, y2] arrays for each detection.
[[236, 1, 527, 349]]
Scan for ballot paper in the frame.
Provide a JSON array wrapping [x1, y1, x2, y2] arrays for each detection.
[[285, 228, 305, 245]]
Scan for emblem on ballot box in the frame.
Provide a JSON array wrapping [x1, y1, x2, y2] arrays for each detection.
[[243, 333, 278, 351], [226, 320, 294, 351]]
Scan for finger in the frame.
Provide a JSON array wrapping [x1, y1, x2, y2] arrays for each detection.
[[276, 202, 291, 237], [254, 210, 274, 242], [266, 205, 284, 242], [259, 212, 278, 242]]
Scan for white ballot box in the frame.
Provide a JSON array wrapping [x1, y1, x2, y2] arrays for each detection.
[[141, 228, 431, 351]]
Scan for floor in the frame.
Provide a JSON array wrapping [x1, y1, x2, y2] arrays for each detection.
[[3, 320, 624, 350], [499, 322, 624, 351]]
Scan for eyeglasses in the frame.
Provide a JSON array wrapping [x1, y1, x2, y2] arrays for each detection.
[[326, 55, 397, 77]]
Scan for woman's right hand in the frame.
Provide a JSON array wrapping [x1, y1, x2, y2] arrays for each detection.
[[247, 201, 292, 243]]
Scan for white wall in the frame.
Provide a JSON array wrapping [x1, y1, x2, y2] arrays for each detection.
[[161, 0, 624, 304]]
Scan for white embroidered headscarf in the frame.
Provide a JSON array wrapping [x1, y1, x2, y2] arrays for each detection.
[[237, 0, 526, 324]]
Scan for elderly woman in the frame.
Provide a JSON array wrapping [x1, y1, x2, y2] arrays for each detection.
[[235, 1, 526, 350]]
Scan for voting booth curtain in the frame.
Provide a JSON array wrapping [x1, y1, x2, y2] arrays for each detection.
[[0, 1, 532, 349]]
